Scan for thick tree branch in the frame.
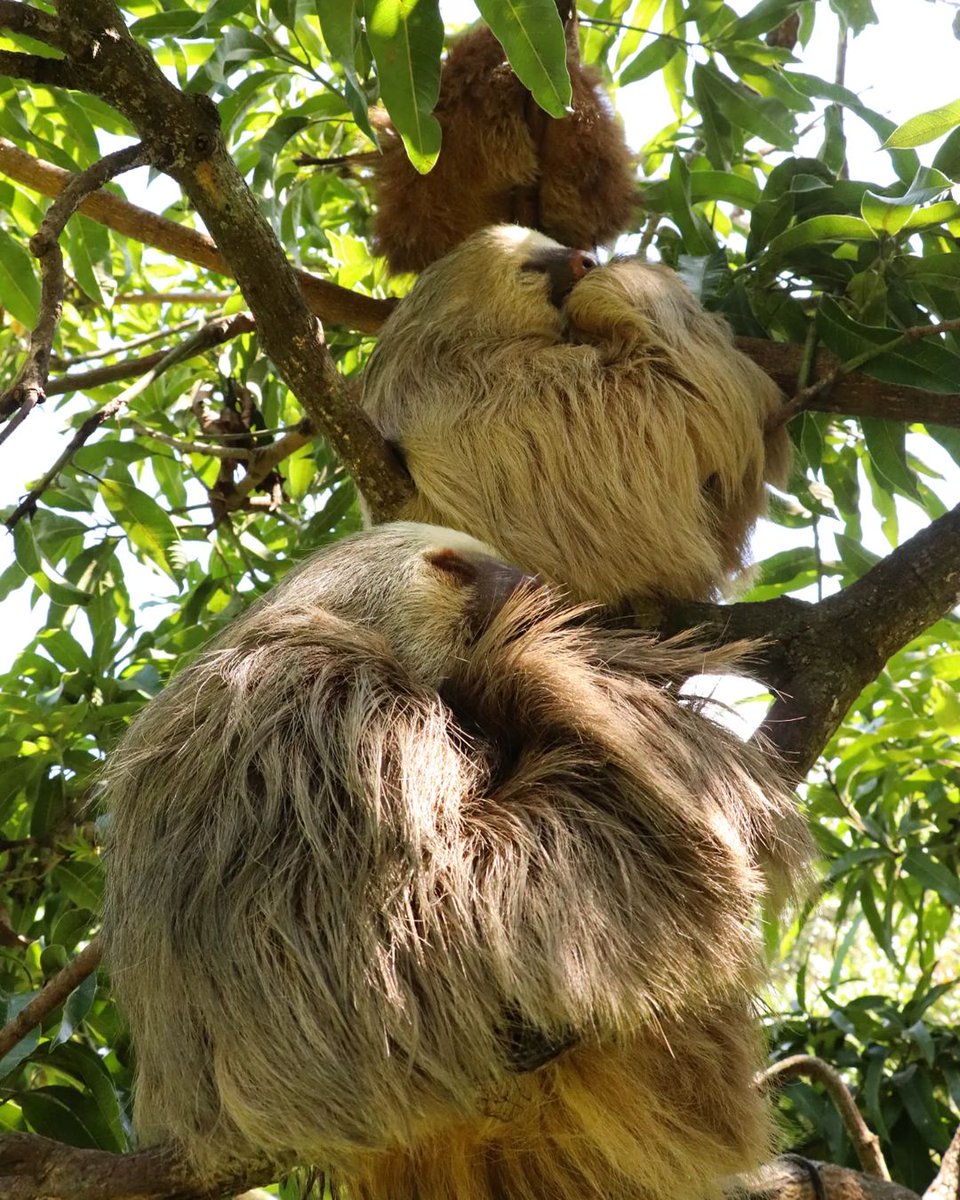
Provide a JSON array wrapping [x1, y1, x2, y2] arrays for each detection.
[[761, 1056, 890, 1179], [649, 500, 960, 777], [0, 1, 82, 50], [0, 1134, 280, 1200], [741, 337, 960, 429], [733, 1159, 921, 1200], [0, 48, 80, 87], [926, 1122, 960, 1200]]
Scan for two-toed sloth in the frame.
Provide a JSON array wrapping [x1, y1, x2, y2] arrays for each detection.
[[103, 523, 809, 1197], [371, 25, 635, 274], [362, 226, 791, 605]]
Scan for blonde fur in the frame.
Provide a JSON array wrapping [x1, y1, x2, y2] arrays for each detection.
[[371, 25, 635, 274], [362, 226, 791, 605], [103, 524, 808, 1197]]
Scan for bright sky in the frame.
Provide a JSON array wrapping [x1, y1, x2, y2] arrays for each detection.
[[1, 0, 959, 673]]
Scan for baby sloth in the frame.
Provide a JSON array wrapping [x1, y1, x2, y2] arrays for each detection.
[[103, 523, 808, 1199], [362, 225, 791, 605]]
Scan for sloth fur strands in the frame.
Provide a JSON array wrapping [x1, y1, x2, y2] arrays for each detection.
[[362, 226, 791, 606], [103, 524, 809, 1198], [370, 25, 635, 274]]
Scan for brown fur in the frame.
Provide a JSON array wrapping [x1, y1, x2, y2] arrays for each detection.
[[362, 226, 792, 605], [370, 25, 635, 274], [103, 524, 808, 1196]]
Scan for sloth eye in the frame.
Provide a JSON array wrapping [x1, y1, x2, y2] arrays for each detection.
[[520, 247, 597, 308]]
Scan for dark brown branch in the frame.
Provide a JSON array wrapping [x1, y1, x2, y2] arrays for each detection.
[[647, 500, 960, 777], [0, 48, 80, 87], [0, 940, 102, 1061], [0, 136, 396, 334], [0, 1, 84, 52], [741, 338, 960, 429], [0, 142, 147, 430], [0, 1133, 280, 1200], [770, 318, 960, 429], [761, 1056, 890, 1179]]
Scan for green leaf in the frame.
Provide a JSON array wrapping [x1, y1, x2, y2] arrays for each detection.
[[932, 125, 960, 181], [761, 214, 875, 261], [620, 37, 679, 87], [725, 0, 803, 41], [44, 1043, 127, 1151], [861, 418, 921, 502], [861, 167, 953, 237], [827, 0, 877, 35], [0, 225, 40, 327], [315, 0, 378, 142], [99, 478, 181, 580], [885, 97, 960, 149], [53, 972, 98, 1047], [363, 0, 443, 172], [475, 0, 571, 117], [696, 61, 796, 150], [0, 996, 40, 1079], [51, 860, 104, 911], [902, 849, 960, 907]]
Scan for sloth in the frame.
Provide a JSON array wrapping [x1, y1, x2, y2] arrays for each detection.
[[370, 24, 635, 274], [102, 523, 809, 1197], [362, 225, 791, 606]]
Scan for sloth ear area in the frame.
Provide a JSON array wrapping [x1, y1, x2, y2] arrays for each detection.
[[423, 546, 540, 634]]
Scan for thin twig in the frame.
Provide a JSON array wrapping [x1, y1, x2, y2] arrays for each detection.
[[6, 322, 234, 528], [0, 940, 102, 1062], [761, 1055, 891, 1180], [52, 319, 200, 367], [43, 313, 255, 398]]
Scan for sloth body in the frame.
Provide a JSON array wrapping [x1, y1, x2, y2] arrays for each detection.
[[371, 25, 635, 274], [104, 524, 808, 1198], [362, 226, 790, 605]]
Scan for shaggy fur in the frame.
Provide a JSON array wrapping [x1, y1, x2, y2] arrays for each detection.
[[103, 525, 809, 1195], [362, 226, 791, 606], [370, 25, 635, 274]]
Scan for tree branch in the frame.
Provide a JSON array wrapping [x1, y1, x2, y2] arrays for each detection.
[[925, 1122, 960, 1200], [0, 141, 148, 433], [0, 940, 102, 1061], [0, 1133, 280, 1200], [741, 337, 960, 429], [0, 136, 396, 334], [647, 499, 960, 777], [0, 48, 80, 87], [0, 2, 85, 52], [6, 320, 238, 528], [761, 1056, 890, 1180]]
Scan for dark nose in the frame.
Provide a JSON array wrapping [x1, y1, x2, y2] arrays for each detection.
[[522, 246, 599, 307]]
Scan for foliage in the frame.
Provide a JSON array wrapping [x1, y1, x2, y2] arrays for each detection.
[[1, 0, 959, 1189]]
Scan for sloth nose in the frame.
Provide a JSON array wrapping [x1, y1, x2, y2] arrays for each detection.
[[570, 249, 597, 279], [522, 246, 599, 307]]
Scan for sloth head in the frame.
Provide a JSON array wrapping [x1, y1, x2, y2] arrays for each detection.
[[375, 225, 599, 346], [208, 523, 538, 689]]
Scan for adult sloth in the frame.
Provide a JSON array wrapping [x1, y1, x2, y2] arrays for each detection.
[[103, 524, 807, 1196], [362, 226, 790, 605]]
